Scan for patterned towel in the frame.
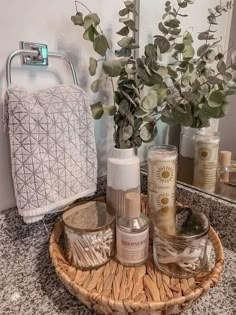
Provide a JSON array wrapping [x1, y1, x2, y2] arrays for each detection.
[[4, 84, 97, 223]]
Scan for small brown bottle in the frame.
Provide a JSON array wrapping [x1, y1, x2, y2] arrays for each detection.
[[116, 192, 149, 266]]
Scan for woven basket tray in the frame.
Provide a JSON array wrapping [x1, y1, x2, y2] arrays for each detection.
[[49, 208, 224, 315]]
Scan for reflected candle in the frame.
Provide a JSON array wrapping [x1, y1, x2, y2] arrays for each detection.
[[148, 145, 178, 235]]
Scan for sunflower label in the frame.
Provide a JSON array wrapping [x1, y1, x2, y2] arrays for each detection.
[[148, 152, 177, 213]]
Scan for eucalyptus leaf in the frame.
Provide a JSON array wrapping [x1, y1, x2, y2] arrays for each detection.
[[164, 18, 180, 28], [224, 72, 232, 82], [89, 57, 97, 76], [103, 60, 122, 77], [103, 106, 116, 116], [115, 48, 132, 57], [183, 45, 195, 59], [154, 35, 170, 53], [168, 28, 181, 36], [145, 44, 158, 58], [205, 49, 216, 63], [119, 8, 129, 16], [71, 12, 84, 26], [118, 36, 134, 48], [117, 26, 129, 36], [167, 66, 178, 79], [174, 43, 185, 52], [198, 31, 215, 40], [208, 15, 217, 25], [120, 125, 133, 141], [134, 107, 149, 118], [118, 99, 129, 115], [140, 123, 157, 142], [122, 90, 137, 106], [183, 32, 193, 44], [90, 76, 106, 93], [141, 90, 158, 111], [217, 60, 226, 75], [177, 0, 188, 8], [90, 102, 104, 119], [197, 44, 209, 57], [83, 13, 100, 29], [124, 1, 135, 9], [196, 60, 206, 73], [123, 18, 137, 32], [208, 90, 225, 107], [158, 22, 168, 35], [181, 70, 190, 86], [137, 68, 150, 82], [93, 35, 110, 56], [83, 25, 98, 42]]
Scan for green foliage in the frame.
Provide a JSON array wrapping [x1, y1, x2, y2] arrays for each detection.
[[71, 0, 235, 148]]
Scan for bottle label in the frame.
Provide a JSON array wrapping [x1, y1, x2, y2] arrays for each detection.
[[116, 227, 149, 265], [148, 157, 177, 212]]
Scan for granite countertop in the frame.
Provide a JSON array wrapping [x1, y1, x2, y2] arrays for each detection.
[[0, 179, 236, 315]]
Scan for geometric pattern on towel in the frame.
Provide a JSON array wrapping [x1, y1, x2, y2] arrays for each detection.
[[5, 84, 97, 217]]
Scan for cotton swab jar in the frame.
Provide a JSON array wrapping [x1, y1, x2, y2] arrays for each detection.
[[63, 201, 115, 270]]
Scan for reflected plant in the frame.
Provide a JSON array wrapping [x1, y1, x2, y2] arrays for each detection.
[[71, 0, 235, 148]]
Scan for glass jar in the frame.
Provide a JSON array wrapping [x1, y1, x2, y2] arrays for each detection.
[[178, 126, 198, 185], [148, 145, 178, 235], [63, 201, 115, 270], [153, 207, 209, 278], [193, 131, 220, 193]]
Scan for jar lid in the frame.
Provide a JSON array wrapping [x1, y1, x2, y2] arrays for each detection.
[[62, 201, 115, 232]]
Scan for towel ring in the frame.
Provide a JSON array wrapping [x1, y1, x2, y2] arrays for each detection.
[[6, 43, 78, 88]]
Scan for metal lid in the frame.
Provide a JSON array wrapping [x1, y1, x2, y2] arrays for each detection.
[[62, 201, 115, 232]]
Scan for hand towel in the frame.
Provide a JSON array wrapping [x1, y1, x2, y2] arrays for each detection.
[[4, 84, 97, 223]]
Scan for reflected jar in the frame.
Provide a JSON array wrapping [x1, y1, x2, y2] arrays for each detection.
[[193, 131, 220, 193]]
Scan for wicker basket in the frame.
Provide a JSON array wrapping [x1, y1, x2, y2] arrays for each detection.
[[49, 213, 224, 315]]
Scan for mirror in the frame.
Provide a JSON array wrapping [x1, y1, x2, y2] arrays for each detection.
[[138, 0, 236, 203]]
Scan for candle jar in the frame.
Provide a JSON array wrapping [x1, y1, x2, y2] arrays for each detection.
[[193, 131, 220, 193], [153, 207, 210, 278], [63, 201, 115, 270], [148, 145, 178, 235]]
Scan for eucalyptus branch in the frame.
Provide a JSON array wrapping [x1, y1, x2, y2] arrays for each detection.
[[75, 1, 92, 14], [110, 78, 116, 106], [74, 1, 103, 33], [199, 63, 236, 89]]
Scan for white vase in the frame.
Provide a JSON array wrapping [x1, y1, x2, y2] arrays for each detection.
[[107, 148, 140, 217]]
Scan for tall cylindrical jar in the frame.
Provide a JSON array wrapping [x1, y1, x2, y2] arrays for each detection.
[[107, 148, 140, 217], [193, 131, 220, 193], [178, 127, 197, 185], [148, 145, 178, 235]]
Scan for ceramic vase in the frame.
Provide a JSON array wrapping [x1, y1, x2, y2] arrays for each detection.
[[106, 148, 140, 217]]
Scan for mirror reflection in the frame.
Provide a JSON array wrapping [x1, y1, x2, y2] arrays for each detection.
[[139, 0, 236, 202]]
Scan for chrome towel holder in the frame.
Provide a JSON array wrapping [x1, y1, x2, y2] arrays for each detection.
[[6, 41, 78, 88]]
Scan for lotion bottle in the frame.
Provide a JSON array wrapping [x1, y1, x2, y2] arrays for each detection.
[[116, 192, 149, 266]]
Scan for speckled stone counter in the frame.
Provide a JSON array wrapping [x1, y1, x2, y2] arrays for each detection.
[[0, 177, 236, 315]]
